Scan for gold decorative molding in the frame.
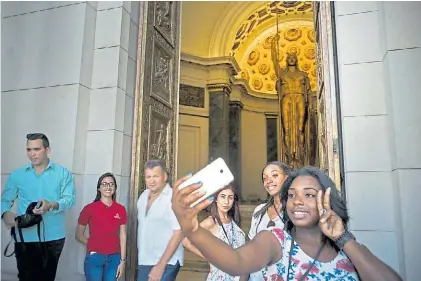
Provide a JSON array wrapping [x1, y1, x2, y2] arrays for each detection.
[[180, 52, 240, 76], [231, 77, 278, 100], [227, 1, 316, 98], [236, 22, 317, 97], [231, 1, 313, 55]]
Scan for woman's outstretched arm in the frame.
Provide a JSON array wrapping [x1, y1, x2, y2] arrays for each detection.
[[182, 217, 216, 260], [171, 177, 283, 276], [186, 228, 282, 276]]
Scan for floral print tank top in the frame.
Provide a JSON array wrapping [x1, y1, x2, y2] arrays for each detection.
[[261, 228, 360, 281], [207, 221, 246, 281]]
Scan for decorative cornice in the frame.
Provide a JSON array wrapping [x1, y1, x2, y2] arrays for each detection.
[[229, 100, 244, 109], [265, 112, 278, 118], [181, 52, 241, 76], [207, 83, 232, 96], [180, 53, 279, 100], [231, 77, 278, 100]]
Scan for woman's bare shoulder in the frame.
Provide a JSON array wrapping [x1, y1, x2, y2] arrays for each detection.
[[200, 216, 216, 229]]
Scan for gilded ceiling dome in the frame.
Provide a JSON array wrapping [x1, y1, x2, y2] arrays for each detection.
[[232, 1, 317, 96]]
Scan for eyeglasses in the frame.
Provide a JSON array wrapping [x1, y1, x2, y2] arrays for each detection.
[[101, 182, 115, 188]]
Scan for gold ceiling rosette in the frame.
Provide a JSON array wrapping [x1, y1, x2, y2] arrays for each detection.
[[234, 1, 317, 96]]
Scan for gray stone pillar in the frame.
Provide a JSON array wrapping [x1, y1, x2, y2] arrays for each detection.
[[229, 101, 243, 200], [208, 84, 231, 165], [265, 113, 279, 163]]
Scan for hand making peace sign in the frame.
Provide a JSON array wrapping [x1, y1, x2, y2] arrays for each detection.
[[317, 187, 346, 241]]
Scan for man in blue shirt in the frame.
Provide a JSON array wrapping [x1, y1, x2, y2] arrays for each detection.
[[1, 133, 76, 281]]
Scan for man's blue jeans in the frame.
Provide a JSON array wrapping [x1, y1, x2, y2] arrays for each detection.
[[137, 261, 181, 281], [84, 252, 121, 281]]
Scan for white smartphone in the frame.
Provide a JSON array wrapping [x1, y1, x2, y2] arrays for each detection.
[[178, 157, 234, 207]]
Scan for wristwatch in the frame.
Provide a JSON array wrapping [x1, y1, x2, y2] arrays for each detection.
[[335, 230, 355, 250], [120, 258, 126, 263]]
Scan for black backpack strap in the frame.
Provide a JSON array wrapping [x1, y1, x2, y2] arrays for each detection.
[[38, 221, 48, 267], [17, 226, 27, 253], [3, 227, 17, 257], [18, 227, 25, 244], [37, 222, 41, 243]]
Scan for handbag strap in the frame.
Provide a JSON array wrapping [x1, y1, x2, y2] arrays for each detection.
[[3, 227, 17, 257], [3, 219, 45, 260], [286, 236, 326, 281]]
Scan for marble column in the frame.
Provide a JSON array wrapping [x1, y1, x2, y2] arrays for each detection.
[[208, 84, 231, 165], [229, 101, 243, 200], [265, 113, 279, 163]]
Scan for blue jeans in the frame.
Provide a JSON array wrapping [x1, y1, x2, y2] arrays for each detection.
[[84, 252, 121, 281], [137, 261, 180, 281]]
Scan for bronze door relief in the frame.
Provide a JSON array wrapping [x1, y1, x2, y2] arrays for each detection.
[[127, 2, 181, 280]]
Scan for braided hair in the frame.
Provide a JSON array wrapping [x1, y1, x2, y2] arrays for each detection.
[[280, 166, 349, 250], [252, 161, 291, 234]]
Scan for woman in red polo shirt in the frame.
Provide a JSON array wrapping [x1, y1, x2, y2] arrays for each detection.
[[76, 172, 127, 281]]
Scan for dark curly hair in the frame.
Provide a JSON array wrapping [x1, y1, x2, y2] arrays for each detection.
[[280, 166, 349, 250], [253, 161, 291, 233]]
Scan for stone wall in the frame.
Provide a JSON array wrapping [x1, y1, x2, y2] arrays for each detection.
[[335, 2, 421, 280], [1, 2, 139, 280]]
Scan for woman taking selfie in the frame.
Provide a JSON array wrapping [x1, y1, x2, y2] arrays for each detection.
[[183, 185, 247, 281], [172, 166, 402, 281], [76, 173, 127, 281]]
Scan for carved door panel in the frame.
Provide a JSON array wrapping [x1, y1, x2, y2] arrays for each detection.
[[127, 1, 181, 279], [312, 2, 343, 192], [313, 1, 328, 172]]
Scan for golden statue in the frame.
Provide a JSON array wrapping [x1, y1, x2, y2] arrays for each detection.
[[271, 34, 311, 169]]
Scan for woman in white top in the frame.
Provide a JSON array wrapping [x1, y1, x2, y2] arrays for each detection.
[[173, 166, 402, 281], [248, 162, 290, 281], [249, 161, 291, 239], [183, 185, 247, 281]]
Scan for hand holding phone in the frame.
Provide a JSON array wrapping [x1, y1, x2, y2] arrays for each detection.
[[178, 158, 234, 207], [35, 201, 42, 209]]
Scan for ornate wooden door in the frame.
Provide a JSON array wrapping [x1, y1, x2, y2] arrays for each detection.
[[126, 1, 181, 279]]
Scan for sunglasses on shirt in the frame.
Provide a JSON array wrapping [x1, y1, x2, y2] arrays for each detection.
[[267, 220, 276, 228]]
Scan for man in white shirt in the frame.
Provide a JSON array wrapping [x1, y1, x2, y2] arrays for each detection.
[[137, 160, 184, 281]]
